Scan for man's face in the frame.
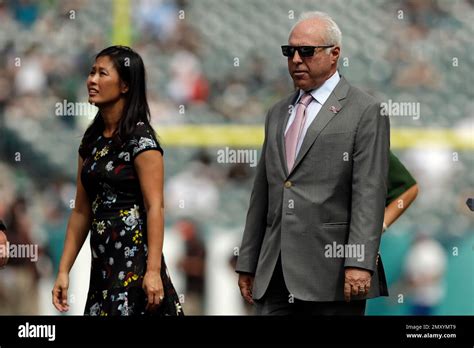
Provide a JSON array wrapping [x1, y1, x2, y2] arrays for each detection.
[[287, 19, 340, 91]]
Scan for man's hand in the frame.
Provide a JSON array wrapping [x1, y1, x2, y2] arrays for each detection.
[[344, 267, 372, 302], [238, 273, 255, 304]]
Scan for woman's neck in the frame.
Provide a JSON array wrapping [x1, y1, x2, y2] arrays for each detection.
[[100, 99, 125, 137]]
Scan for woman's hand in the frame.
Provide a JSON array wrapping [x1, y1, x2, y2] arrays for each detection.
[[143, 270, 164, 312], [52, 272, 70, 312]]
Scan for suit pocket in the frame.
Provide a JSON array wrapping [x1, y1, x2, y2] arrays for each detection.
[[323, 222, 349, 226], [320, 223, 350, 245]]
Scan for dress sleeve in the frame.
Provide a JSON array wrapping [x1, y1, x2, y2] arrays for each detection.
[[128, 122, 163, 160]]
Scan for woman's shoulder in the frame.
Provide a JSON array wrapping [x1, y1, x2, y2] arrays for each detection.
[[79, 132, 104, 159], [132, 121, 155, 136], [128, 121, 163, 157]]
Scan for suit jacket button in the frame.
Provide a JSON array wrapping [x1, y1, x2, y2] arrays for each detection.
[[284, 181, 292, 188]]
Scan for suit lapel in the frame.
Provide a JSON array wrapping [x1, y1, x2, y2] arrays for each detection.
[[287, 76, 350, 177], [276, 91, 299, 177]]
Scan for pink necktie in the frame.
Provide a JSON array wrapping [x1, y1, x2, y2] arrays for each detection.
[[285, 93, 313, 171]]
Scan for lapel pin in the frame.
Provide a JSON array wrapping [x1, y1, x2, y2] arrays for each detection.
[[329, 105, 339, 113]]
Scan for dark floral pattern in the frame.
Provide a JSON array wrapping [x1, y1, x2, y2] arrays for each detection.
[[79, 122, 183, 316]]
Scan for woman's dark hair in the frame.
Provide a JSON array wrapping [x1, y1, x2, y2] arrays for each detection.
[[81, 45, 156, 153]]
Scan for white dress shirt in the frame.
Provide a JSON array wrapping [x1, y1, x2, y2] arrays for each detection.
[[284, 71, 341, 156]]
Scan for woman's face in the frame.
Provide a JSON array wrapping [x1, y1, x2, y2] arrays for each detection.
[[87, 55, 128, 106]]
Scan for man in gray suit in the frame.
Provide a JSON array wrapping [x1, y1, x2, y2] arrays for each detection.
[[236, 11, 390, 315]]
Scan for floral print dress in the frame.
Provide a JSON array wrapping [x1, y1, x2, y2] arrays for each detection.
[[79, 122, 183, 316]]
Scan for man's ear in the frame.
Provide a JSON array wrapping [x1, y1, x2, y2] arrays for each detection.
[[331, 46, 340, 64]]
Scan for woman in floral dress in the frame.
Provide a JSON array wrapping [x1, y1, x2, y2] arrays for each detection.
[[52, 46, 183, 316]]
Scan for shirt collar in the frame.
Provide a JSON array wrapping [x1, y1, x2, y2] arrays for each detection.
[[296, 71, 340, 105]]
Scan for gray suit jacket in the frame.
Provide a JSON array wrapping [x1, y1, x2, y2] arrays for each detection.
[[236, 76, 390, 301]]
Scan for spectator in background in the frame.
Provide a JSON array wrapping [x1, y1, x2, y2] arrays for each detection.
[[165, 151, 220, 221], [14, 44, 47, 96], [175, 219, 206, 315], [246, 54, 266, 94], [383, 152, 419, 234], [403, 234, 447, 315], [42, 193, 68, 277], [134, 0, 179, 46], [368, 152, 419, 296], [10, 0, 39, 28], [167, 50, 209, 105], [0, 219, 8, 268], [227, 162, 253, 184], [0, 196, 40, 314], [385, 0, 442, 90]]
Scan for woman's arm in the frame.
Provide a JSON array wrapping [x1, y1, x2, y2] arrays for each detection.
[[53, 156, 92, 312], [135, 150, 165, 272], [134, 150, 165, 311], [383, 183, 418, 233]]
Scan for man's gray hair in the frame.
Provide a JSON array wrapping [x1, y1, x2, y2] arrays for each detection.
[[292, 11, 342, 54]]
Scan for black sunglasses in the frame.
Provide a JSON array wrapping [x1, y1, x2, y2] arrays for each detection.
[[281, 45, 334, 58]]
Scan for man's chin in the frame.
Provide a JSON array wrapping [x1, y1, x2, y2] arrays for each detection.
[[294, 83, 311, 91], [292, 78, 312, 91]]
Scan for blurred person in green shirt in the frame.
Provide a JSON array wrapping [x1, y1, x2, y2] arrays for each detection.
[[372, 151, 418, 295], [383, 152, 418, 233]]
